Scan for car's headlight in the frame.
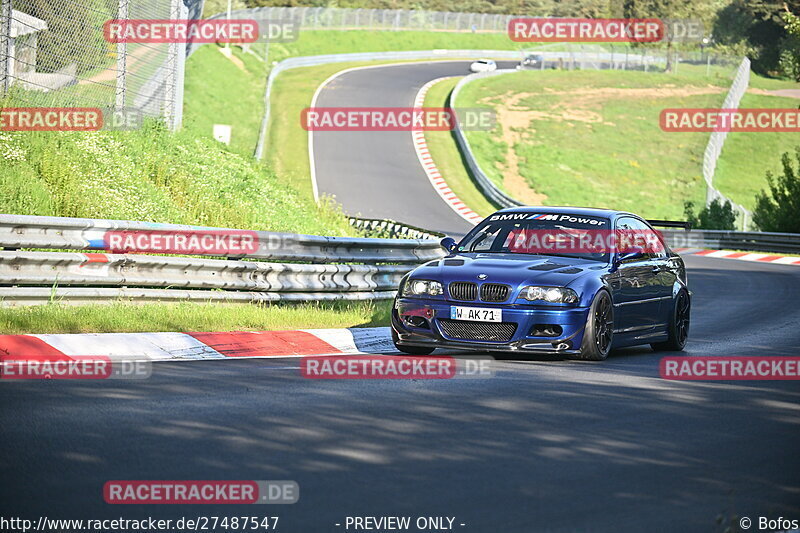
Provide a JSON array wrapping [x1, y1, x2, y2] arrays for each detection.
[[402, 279, 443, 297], [519, 286, 579, 304]]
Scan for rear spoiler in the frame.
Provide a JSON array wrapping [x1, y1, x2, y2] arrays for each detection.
[[646, 219, 691, 231]]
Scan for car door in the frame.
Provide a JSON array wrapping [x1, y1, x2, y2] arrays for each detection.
[[642, 219, 677, 331], [609, 217, 662, 336]]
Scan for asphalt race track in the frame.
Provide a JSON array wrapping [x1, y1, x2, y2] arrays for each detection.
[[2, 256, 799, 532], [2, 62, 799, 533], [312, 61, 516, 238]]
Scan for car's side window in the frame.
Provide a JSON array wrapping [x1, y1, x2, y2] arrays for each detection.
[[617, 217, 666, 260], [641, 220, 668, 259], [616, 217, 647, 262]]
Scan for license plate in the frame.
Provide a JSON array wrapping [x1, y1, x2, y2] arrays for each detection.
[[450, 306, 502, 322]]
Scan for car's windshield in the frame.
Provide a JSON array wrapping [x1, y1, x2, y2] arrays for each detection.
[[458, 212, 612, 262]]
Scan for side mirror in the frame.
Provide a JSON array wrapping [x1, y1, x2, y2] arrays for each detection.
[[440, 237, 458, 254], [616, 251, 646, 263]]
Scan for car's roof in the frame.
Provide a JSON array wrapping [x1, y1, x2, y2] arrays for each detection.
[[493, 206, 634, 219]]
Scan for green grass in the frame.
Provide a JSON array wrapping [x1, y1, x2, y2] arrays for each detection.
[[422, 77, 496, 217], [264, 58, 480, 200], [183, 30, 531, 197], [265, 60, 388, 200], [183, 45, 268, 157], [263, 30, 524, 63], [0, 300, 392, 334], [185, 32, 718, 203], [0, 120, 356, 236], [451, 64, 775, 219], [747, 75, 800, 91], [715, 92, 800, 211]]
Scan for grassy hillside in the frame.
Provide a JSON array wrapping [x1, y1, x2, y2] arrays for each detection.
[[453, 65, 798, 220], [715, 92, 800, 210], [183, 31, 527, 195], [422, 77, 497, 218], [183, 45, 268, 157], [0, 121, 355, 236], [268, 29, 523, 61]]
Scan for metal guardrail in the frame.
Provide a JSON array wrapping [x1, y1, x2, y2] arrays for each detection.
[[450, 63, 680, 209], [253, 49, 527, 161], [348, 217, 445, 239], [251, 47, 674, 160], [661, 229, 800, 255], [0, 214, 445, 306], [449, 59, 750, 220], [0, 251, 409, 292], [0, 287, 396, 307], [450, 69, 524, 209], [0, 214, 443, 264], [2, 215, 798, 307]]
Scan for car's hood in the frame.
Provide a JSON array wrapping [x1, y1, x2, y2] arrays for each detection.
[[413, 253, 606, 287]]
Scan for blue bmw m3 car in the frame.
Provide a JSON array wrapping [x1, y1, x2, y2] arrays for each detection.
[[391, 206, 691, 360]]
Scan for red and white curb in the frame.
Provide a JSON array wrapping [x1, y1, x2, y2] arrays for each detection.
[[674, 248, 800, 266], [412, 77, 483, 226], [0, 327, 398, 361]]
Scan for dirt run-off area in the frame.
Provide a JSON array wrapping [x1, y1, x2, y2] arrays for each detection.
[[479, 85, 727, 205]]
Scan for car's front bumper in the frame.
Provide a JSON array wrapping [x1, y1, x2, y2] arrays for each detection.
[[392, 297, 590, 355]]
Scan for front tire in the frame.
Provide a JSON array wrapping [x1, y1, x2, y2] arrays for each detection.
[[391, 328, 435, 356], [651, 290, 690, 352], [576, 290, 614, 361]]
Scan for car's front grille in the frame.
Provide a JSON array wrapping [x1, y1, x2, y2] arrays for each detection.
[[449, 282, 477, 301], [480, 283, 510, 302], [438, 319, 517, 342]]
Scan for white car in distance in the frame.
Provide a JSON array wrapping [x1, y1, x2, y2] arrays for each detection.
[[469, 59, 497, 73]]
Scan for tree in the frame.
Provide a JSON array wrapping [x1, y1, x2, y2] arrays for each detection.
[[684, 199, 737, 230], [779, 8, 800, 80], [712, 0, 800, 77], [753, 148, 800, 233], [618, 0, 720, 71], [15, 0, 115, 75]]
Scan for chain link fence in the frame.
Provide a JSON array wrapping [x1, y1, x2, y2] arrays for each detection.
[[211, 6, 517, 33], [0, 0, 203, 130], [702, 57, 752, 229]]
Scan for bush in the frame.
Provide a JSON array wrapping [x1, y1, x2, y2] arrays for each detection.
[[15, 0, 115, 74], [753, 148, 800, 233], [779, 10, 800, 81], [683, 199, 737, 230]]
